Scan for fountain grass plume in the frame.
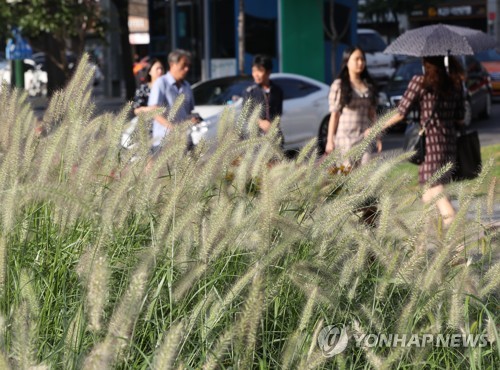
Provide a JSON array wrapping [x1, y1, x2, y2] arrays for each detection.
[[415, 289, 447, 325], [172, 263, 207, 303], [235, 273, 264, 368], [36, 121, 68, 184], [0, 87, 17, 150], [204, 262, 262, 337], [376, 194, 392, 238], [199, 195, 232, 260], [98, 106, 131, 181], [0, 237, 6, 293], [202, 327, 234, 370], [76, 247, 110, 332], [152, 321, 184, 370], [486, 176, 497, 218], [83, 248, 155, 369], [163, 201, 204, 259], [247, 103, 264, 139], [236, 98, 256, 135], [166, 93, 185, 123], [63, 305, 85, 369], [343, 108, 396, 165], [280, 287, 319, 370], [479, 262, 500, 297], [449, 272, 467, 330], [280, 330, 301, 370], [11, 272, 40, 369], [216, 104, 238, 142]]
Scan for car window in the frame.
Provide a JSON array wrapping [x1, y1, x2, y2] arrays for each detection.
[[465, 56, 483, 74], [193, 78, 253, 105], [392, 61, 422, 82], [272, 78, 320, 100], [357, 32, 387, 53]]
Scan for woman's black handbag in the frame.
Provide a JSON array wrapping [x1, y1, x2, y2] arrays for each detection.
[[403, 104, 436, 165], [453, 130, 482, 180], [403, 122, 426, 165]]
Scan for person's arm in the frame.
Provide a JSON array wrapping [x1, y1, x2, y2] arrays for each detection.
[[151, 113, 175, 130], [383, 111, 405, 130], [148, 79, 175, 131], [258, 119, 272, 133], [382, 76, 421, 131], [325, 111, 340, 154], [367, 106, 383, 153], [134, 105, 157, 116], [325, 80, 341, 154]]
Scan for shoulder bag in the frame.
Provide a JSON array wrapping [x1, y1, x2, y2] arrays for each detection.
[[452, 128, 482, 180], [403, 103, 436, 165]]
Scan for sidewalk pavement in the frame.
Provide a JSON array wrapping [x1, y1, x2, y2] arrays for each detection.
[[28, 89, 126, 117]]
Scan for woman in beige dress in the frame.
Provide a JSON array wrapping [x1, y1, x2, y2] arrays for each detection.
[[325, 46, 381, 166]]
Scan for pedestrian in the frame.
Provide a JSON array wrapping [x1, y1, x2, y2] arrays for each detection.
[[324, 46, 381, 167], [147, 49, 198, 152], [383, 56, 465, 227], [132, 58, 165, 116], [242, 54, 284, 146]]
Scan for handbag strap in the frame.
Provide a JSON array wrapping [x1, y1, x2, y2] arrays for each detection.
[[421, 102, 437, 132]]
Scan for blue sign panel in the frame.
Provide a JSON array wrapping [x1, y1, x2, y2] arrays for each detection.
[[6, 28, 32, 60]]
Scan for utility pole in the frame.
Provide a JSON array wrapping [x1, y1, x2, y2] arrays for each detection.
[[487, 0, 500, 40], [238, 0, 245, 75], [171, 0, 177, 50], [496, 0, 500, 41], [202, 0, 211, 80], [101, 0, 122, 97]]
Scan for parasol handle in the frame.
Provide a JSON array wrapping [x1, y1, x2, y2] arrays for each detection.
[[444, 50, 450, 73]]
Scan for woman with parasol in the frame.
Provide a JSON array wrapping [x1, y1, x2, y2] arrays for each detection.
[[382, 24, 496, 227], [384, 56, 465, 226]]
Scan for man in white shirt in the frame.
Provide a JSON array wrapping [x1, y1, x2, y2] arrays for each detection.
[[147, 49, 196, 149]]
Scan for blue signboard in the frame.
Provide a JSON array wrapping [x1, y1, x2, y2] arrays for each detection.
[[6, 28, 32, 60]]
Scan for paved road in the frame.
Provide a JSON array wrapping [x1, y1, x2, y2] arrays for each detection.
[[382, 100, 500, 151], [29, 85, 126, 118]]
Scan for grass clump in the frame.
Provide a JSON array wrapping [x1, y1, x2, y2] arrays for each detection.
[[0, 55, 497, 369]]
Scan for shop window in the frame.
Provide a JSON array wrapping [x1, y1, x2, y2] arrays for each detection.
[[245, 14, 277, 57], [323, 1, 352, 45]]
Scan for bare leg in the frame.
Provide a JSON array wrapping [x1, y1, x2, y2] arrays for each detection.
[[422, 184, 456, 226]]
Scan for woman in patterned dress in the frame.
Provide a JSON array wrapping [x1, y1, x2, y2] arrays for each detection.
[[325, 46, 381, 166], [384, 56, 465, 226], [132, 58, 165, 115]]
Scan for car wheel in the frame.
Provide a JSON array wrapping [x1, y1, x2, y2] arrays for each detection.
[[479, 93, 491, 119], [317, 116, 330, 155], [464, 99, 472, 127]]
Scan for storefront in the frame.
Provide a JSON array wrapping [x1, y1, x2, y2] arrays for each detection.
[[408, 1, 488, 32], [147, 0, 357, 84]]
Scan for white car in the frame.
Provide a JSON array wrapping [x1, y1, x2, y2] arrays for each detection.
[[191, 73, 332, 152], [357, 29, 396, 84]]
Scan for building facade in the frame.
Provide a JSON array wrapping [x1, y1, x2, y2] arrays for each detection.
[[408, 0, 488, 31], [147, 0, 357, 84], [358, 0, 493, 44]]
